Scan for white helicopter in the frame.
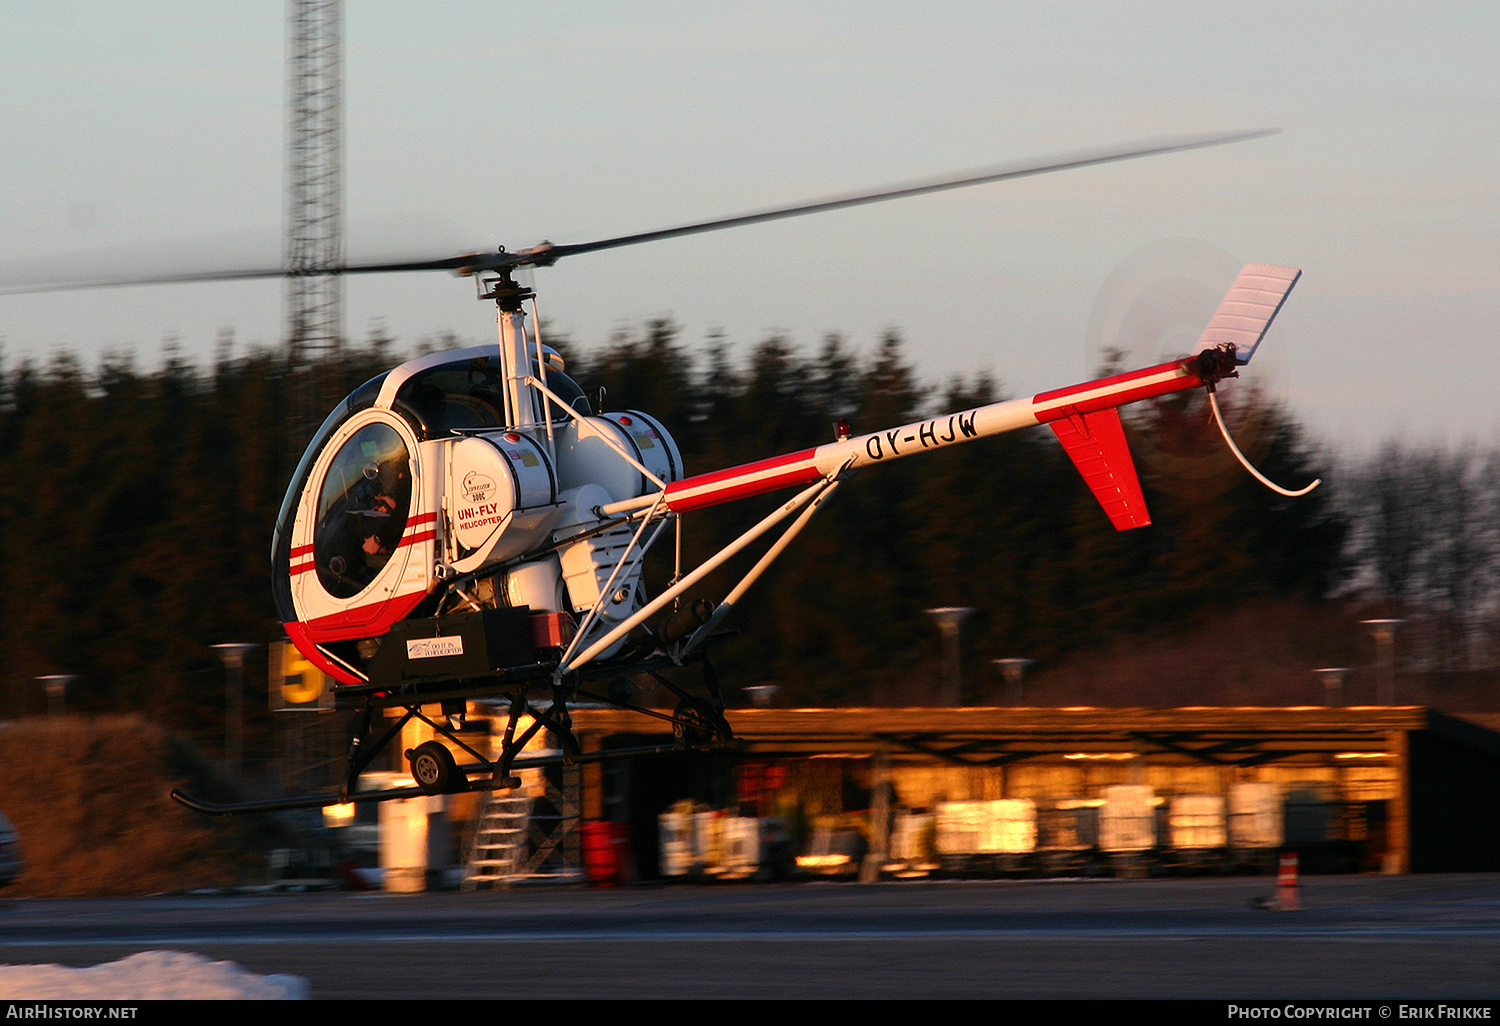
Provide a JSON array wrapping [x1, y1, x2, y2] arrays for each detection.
[[2, 130, 1313, 813]]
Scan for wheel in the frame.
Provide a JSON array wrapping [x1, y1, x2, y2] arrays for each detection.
[[408, 740, 459, 794]]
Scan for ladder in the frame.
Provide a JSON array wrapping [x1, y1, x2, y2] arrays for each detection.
[[463, 795, 533, 890], [462, 763, 583, 889]]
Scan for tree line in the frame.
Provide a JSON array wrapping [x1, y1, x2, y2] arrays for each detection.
[[1340, 442, 1500, 673], [0, 322, 1363, 734]]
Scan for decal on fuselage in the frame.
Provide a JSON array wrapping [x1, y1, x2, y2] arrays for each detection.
[[462, 472, 497, 503], [407, 636, 464, 659], [862, 410, 978, 461], [455, 502, 506, 531]]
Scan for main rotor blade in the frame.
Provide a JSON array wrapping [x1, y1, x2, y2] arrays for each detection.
[[0, 255, 474, 295], [529, 128, 1278, 267], [0, 128, 1276, 293]]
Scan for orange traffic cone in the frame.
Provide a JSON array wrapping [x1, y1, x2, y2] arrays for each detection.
[[1276, 852, 1302, 911]]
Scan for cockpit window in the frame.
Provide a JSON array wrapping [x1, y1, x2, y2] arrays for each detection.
[[391, 355, 592, 433], [393, 359, 506, 437], [314, 422, 412, 599]]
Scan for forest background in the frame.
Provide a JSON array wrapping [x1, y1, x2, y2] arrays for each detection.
[[0, 321, 1495, 765]]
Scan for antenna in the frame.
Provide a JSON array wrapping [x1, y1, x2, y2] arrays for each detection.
[[285, 0, 344, 447]]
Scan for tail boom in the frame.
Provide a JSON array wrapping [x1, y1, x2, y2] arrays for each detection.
[[642, 353, 1213, 517], [611, 262, 1301, 523]]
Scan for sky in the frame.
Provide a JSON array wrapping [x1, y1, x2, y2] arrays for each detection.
[[0, 2, 1495, 455]]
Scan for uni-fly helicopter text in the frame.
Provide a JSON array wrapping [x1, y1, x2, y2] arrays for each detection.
[[2, 130, 1313, 814]]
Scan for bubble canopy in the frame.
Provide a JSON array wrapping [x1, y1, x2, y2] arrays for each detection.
[[270, 351, 590, 620]]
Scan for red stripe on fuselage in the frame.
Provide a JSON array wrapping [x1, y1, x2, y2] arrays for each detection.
[[1033, 359, 1201, 420], [664, 448, 821, 512], [290, 514, 437, 577], [292, 588, 429, 645]]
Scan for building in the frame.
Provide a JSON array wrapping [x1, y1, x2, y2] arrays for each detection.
[[568, 705, 1500, 878]]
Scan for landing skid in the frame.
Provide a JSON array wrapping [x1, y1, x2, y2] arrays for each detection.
[[169, 740, 695, 815], [172, 650, 739, 816]]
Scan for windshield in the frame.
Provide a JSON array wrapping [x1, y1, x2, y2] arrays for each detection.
[[392, 355, 591, 434], [271, 372, 390, 621]]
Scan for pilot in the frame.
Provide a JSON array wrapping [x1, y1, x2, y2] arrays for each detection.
[[361, 493, 400, 569], [358, 461, 411, 570]]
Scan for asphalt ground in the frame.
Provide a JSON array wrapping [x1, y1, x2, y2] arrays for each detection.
[[2, 874, 1499, 1000]]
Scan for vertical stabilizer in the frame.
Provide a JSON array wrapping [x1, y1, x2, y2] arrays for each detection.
[[1049, 407, 1151, 530]]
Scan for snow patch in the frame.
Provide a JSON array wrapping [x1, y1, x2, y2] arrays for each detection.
[[0, 950, 309, 999]]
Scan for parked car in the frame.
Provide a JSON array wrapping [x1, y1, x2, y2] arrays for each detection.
[[0, 810, 23, 887]]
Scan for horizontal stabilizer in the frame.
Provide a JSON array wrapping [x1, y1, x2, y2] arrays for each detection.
[[1050, 407, 1151, 530], [1193, 264, 1301, 365]]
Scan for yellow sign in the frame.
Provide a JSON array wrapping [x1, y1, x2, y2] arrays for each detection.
[[272, 639, 330, 710]]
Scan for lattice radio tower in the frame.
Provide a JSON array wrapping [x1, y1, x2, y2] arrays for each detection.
[[285, 0, 343, 446], [282, 1, 345, 788]]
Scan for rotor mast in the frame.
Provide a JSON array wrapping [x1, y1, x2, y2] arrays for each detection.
[[475, 267, 544, 431]]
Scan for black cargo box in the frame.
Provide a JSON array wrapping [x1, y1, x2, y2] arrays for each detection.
[[365, 607, 537, 684]]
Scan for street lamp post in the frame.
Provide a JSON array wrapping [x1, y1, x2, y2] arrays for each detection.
[[743, 685, 781, 708], [1360, 620, 1408, 706], [212, 643, 260, 778], [992, 658, 1037, 706], [1313, 667, 1353, 707], [36, 675, 76, 717], [926, 607, 978, 706]]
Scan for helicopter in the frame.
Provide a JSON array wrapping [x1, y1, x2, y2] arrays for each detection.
[[1, 130, 1312, 814]]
